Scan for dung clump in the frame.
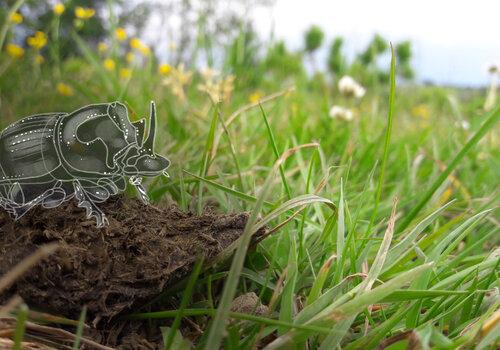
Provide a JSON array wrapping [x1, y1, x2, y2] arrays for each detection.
[[0, 196, 257, 325]]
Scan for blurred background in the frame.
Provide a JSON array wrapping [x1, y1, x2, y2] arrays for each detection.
[[1, 0, 498, 191], [0, 1, 498, 195], [2, 0, 499, 87]]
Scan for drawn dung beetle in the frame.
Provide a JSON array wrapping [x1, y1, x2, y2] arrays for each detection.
[[0, 101, 170, 227]]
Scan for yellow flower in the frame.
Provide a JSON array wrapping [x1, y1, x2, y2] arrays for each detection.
[[411, 104, 430, 119], [129, 38, 150, 56], [119, 68, 132, 79], [27, 31, 48, 50], [35, 54, 45, 64], [57, 83, 74, 96], [125, 52, 135, 63], [249, 91, 263, 104], [129, 38, 142, 49], [138, 45, 151, 56], [115, 27, 127, 41], [6, 43, 24, 58], [53, 3, 65, 15], [9, 12, 23, 24], [159, 63, 172, 75], [98, 42, 108, 53], [103, 58, 116, 71], [75, 6, 95, 20]]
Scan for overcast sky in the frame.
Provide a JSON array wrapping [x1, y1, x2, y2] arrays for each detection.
[[252, 0, 500, 87]]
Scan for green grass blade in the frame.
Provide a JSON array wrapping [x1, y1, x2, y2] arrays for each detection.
[[203, 145, 308, 349], [332, 179, 345, 285], [72, 306, 87, 350], [197, 105, 219, 213], [397, 104, 500, 233], [318, 199, 397, 348], [164, 257, 204, 350], [382, 201, 455, 275], [13, 304, 28, 350], [364, 43, 396, 238], [306, 254, 336, 305], [259, 103, 292, 199], [183, 170, 273, 207], [128, 308, 331, 334]]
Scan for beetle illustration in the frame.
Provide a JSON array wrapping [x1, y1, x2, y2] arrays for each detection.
[[0, 101, 170, 227]]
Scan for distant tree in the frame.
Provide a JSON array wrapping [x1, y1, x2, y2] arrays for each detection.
[[264, 40, 305, 80], [396, 40, 414, 79], [155, 0, 275, 67], [327, 37, 346, 76], [358, 33, 388, 65], [354, 33, 415, 85], [304, 25, 324, 53], [304, 25, 324, 71]]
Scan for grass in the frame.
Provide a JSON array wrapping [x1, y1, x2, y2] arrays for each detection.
[[1, 5, 499, 348]]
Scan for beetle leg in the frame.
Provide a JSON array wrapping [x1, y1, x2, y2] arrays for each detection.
[[129, 176, 149, 204], [2, 191, 55, 220], [73, 181, 109, 228], [42, 187, 68, 209], [78, 181, 111, 203], [135, 183, 149, 204], [0, 197, 16, 217]]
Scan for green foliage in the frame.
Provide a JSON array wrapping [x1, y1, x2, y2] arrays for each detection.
[[354, 34, 415, 84], [358, 34, 388, 65], [225, 24, 263, 87], [396, 40, 412, 64], [396, 41, 414, 79], [263, 40, 305, 80], [304, 25, 324, 53], [327, 37, 346, 75], [372, 33, 389, 54]]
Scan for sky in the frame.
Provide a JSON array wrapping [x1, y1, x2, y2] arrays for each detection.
[[252, 0, 500, 87]]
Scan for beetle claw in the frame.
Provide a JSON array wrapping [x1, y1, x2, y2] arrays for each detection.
[[73, 181, 109, 228], [95, 214, 109, 228]]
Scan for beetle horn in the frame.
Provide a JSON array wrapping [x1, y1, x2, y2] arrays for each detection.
[[143, 101, 156, 153], [132, 119, 146, 147]]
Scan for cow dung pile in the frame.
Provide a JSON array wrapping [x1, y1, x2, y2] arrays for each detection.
[[0, 196, 260, 348]]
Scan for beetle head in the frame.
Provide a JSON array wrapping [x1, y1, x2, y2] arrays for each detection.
[[121, 102, 170, 177]]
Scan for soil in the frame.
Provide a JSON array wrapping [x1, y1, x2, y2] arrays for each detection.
[[0, 196, 262, 348]]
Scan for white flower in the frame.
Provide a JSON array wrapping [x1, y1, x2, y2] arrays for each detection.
[[338, 75, 366, 99], [459, 120, 470, 130], [329, 105, 354, 121]]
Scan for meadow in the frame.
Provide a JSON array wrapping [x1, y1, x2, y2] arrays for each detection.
[[0, 2, 499, 349]]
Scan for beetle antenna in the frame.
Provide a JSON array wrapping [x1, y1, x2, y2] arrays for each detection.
[[143, 101, 156, 153]]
